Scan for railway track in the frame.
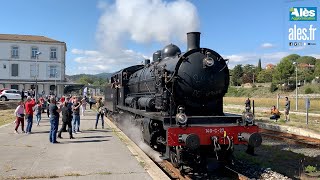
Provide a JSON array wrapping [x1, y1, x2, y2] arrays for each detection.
[[260, 129, 320, 148], [153, 158, 250, 179], [109, 115, 251, 180]]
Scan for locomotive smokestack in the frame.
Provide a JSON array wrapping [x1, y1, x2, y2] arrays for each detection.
[[187, 32, 201, 51]]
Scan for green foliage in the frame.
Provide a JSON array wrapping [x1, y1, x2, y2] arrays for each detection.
[[76, 75, 108, 86], [270, 83, 278, 92], [282, 54, 300, 63], [242, 64, 256, 83], [257, 69, 273, 83], [305, 165, 317, 173], [314, 59, 320, 77], [305, 87, 314, 94], [257, 59, 262, 72], [299, 68, 314, 82], [231, 65, 243, 86], [272, 56, 295, 83], [296, 56, 316, 65], [77, 75, 94, 85]]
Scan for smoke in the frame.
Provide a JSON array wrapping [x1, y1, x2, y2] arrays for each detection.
[[96, 0, 200, 53], [112, 113, 163, 162], [71, 0, 199, 74]]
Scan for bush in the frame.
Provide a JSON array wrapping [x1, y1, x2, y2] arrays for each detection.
[[305, 165, 317, 173], [305, 87, 314, 94], [270, 83, 278, 92]]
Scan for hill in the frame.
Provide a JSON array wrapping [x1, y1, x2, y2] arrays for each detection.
[[66, 73, 113, 82]]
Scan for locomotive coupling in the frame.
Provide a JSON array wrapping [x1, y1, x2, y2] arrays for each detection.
[[178, 134, 200, 150], [238, 132, 262, 147]]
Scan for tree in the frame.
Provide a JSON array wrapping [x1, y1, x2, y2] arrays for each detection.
[[231, 65, 243, 86], [77, 75, 94, 85], [257, 58, 262, 73], [314, 59, 320, 77], [299, 68, 314, 82], [296, 56, 316, 65], [242, 64, 256, 83], [257, 69, 273, 83], [272, 57, 295, 83], [282, 54, 300, 63]]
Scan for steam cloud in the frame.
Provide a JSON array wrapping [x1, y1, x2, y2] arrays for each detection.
[[71, 0, 200, 74], [96, 0, 200, 53], [113, 113, 163, 162]]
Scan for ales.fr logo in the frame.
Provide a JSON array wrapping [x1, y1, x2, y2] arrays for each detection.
[[290, 7, 317, 21]]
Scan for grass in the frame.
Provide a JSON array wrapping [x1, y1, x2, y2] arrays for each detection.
[[139, 161, 146, 168], [64, 172, 82, 176], [0, 109, 15, 126], [95, 171, 112, 175], [224, 107, 320, 133], [224, 96, 320, 113]]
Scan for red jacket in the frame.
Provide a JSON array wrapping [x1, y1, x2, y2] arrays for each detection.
[[25, 99, 36, 115]]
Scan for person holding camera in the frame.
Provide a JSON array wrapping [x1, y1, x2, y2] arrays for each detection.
[[25, 96, 36, 134], [95, 98, 104, 129]]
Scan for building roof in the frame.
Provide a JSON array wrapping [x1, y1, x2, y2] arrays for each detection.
[[265, 63, 275, 69], [0, 34, 65, 44]]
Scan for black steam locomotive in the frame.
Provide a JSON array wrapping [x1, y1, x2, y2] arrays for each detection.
[[104, 32, 261, 169]]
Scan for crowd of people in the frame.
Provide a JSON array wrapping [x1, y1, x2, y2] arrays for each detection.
[[13, 95, 105, 144]]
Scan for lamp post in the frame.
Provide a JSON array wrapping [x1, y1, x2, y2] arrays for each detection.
[[293, 62, 298, 111], [35, 52, 41, 100]]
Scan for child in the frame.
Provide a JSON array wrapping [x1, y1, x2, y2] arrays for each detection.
[[34, 101, 42, 126], [14, 101, 25, 134]]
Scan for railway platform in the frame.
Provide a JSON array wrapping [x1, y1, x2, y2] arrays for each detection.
[[0, 110, 168, 180]]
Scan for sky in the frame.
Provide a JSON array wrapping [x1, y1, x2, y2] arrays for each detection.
[[0, 0, 319, 75]]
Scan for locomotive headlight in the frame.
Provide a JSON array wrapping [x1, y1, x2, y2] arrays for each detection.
[[176, 113, 188, 125], [203, 57, 214, 67], [243, 112, 254, 126]]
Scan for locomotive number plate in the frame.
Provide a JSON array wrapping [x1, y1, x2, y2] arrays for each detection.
[[205, 128, 224, 134]]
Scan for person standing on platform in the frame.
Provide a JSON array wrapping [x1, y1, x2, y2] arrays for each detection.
[[89, 96, 94, 109], [95, 98, 104, 129], [21, 89, 25, 101], [72, 98, 81, 133], [80, 97, 87, 116], [58, 101, 74, 139], [14, 101, 25, 134], [25, 96, 36, 134], [46, 97, 50, 118], [34, 101, 42, 126], [49, 96, 61, 143]]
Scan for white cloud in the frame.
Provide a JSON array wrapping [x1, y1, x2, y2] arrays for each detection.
[[71, 48, 147, 74], [289, 46, 306, 51], [309, 54, 320, 59], [261, 43, 274, 48]]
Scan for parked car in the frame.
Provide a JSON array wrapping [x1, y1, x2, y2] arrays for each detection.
[[0, 88, 9, 94], [0, 89, 22, 101]]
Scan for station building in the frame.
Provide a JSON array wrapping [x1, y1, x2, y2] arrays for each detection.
[[0, 34, 67, 97]]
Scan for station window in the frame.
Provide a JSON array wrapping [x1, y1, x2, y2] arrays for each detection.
[[31, 47, 38, 59], [11, 64, 18, 77], [11, 85, 19, 90], [49, 66, 58, 78], [50, 47, 57, 59], [11, 46, 19, 58]]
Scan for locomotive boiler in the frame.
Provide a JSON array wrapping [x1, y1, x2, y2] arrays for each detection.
[[105, 32, 262, 169]]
